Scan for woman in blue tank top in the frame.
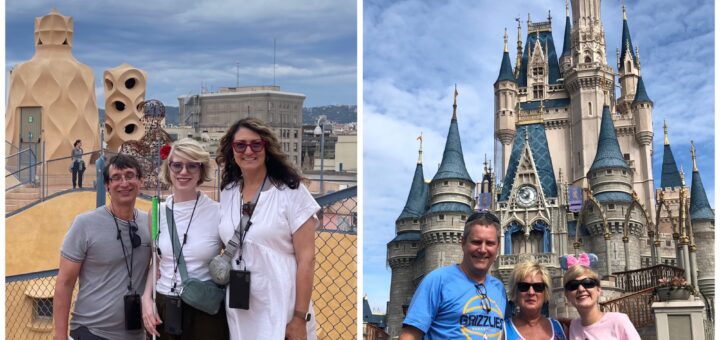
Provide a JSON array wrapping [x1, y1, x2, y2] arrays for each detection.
[[504, 260, 567, 340]]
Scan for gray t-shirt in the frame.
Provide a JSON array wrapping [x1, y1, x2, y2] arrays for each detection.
[[60, 206, 150, 340]]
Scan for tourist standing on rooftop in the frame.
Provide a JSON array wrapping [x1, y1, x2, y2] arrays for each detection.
[[54, 154, 150, 340], [141, 138, 229, 339], [215, 117, 320, 340], [71, 139, 85, 189]]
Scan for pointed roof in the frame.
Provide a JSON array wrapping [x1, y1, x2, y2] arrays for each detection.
[[689, 141, 713, 221], [517, 30, 562, 87], [500, 124, 558, 200], [589, 106, 629, 171], [633, 76, 652, 105], [660, 124, 682, 188], [619, 10, 638, 72], [496, 51, 516, 84], [397, 162, 429, 221], [432, 114, 473, 183], [561, 15, 572, 57]]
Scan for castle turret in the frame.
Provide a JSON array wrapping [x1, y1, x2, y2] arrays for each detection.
[[422, 94, 474, 275], [564, 0, 616, 184], [617, 5, 641, 115], [689, 142, 714, 303], [560, 0, 573, 73], [495, 31, 518, 179], [385, 139, 428, 338], [586, 106, 641, 275], [660, 122, 682, 189]]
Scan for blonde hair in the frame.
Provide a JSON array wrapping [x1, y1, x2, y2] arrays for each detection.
[[508, 260, 552, 302], [159, 138, 212, 185], [562, 265, 601, 287]]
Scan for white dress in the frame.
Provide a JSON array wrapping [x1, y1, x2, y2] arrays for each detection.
[[219, 182, 320, 340]]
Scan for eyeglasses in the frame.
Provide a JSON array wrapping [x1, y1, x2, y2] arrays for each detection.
[[475, 284, 491, 313], [109, 172, 138, 182], [466, 210, 500, 226], [564, 278, 599, 291], [232, 140, 267, 153], [128, 221, 141, 249], [169, 162, 202, 174], [517, 282, 546, 293]]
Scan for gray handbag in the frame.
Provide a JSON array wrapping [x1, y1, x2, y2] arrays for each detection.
[[167, 206, 225, 315]]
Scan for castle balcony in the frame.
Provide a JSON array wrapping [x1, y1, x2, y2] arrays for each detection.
[[496, 253, 559, 283]]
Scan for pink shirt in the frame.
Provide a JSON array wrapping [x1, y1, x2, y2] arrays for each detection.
[[568, 312, 641, 340]]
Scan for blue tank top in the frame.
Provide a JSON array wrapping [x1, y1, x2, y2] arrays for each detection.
[[504, 317, 566, 340]]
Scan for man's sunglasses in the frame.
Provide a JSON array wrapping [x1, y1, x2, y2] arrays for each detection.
[[128, 221, 141, 249], [232, 140, 267, 153], [517, 282, 546, 292], [169, 162, 202, 174], [564, 278, 599, 291], [466, 210, 500, 225], [474, 284, 491, 313]]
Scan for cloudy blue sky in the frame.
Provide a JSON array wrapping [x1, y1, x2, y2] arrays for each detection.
[[6, 0, 357, 107], [363, 0, 714, 312]]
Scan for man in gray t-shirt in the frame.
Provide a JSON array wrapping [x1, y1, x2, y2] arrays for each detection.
[[54, 154, 150, 340]]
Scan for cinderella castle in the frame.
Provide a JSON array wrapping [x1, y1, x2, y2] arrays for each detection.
[[384, 0, 714, 338]]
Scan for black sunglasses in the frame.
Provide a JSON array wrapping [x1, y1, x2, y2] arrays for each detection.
[[128, 222, 141, 249], [466, 210, 500, 225], [564, 278, 599, 291], [517, 282, 546, 292], [474, 284, 491, 313]]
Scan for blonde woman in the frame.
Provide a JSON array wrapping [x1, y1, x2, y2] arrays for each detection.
[[561, 253, 640, 340], [505, 260, 567, 340], [141, 138, 229, 339]]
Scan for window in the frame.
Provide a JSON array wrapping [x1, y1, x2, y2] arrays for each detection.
[[608, 204, 615, 210], [413, 219, 419, 224], [666, 240, 671, 247], [459, 182, 465, 186], [461, 215, 466, 221], [438, 214, 445, 221], [411, 242, 417, 248], [33, 298, 53, 320], [443, 181, 449, 186], [624, 153, 630, 160], [606, 169, 612, 175], [532, 67, 544, 76], [533, 85, 544, 99]]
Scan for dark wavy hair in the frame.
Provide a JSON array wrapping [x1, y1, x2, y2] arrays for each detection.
[[216, 117, 301, 190]]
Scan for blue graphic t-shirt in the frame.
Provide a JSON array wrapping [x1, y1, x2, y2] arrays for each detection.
[[403, 265, 507, 339]]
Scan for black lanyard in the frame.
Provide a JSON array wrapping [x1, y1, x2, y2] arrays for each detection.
[[109, 208, 137, 293], [235, 176, 267, 266]]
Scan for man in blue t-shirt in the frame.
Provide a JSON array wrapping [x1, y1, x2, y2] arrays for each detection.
[[400, 211, 507, 339]]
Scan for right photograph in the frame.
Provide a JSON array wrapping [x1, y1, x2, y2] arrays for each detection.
[[363, 1, 715, 339]]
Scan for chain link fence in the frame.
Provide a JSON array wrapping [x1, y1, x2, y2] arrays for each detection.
[[5, 187, 357, 340]]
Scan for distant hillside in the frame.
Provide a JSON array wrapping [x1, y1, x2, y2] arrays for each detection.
[[303, 105, 357, 124], [100, 105, 355, 125], [99, 106, 180, 125]]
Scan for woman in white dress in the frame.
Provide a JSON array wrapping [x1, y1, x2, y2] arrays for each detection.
[[216, 117, 320, 340], [141, 138, 229, 339]]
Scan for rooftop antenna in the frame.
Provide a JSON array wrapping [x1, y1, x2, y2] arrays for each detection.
[[273, 38, 277, 86]]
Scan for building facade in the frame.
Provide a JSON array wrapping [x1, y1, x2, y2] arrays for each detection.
[[178, 85, 305, 167], [385, 1, 714, 338]]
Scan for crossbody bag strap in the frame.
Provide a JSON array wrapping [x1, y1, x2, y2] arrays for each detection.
[[223, 176, 268, 263], [167, 205, 190, 283]]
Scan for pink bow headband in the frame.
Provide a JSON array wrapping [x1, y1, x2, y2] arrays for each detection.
[[560, 252, 599, 270]]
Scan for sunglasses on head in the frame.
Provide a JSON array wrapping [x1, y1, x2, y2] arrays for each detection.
[[517, 282, 546, 292], [169, 161, 202, 174], [564, 278, 599, 291], [466, 210, 500, 225], [232, 140, 267, 153]]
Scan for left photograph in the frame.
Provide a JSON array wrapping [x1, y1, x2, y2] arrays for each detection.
[[5, 1, 358, 339]]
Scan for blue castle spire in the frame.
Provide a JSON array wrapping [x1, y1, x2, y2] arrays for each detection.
[[619, 6, 638, 72], [561, 12, 571, 57], [432, 104, 473, 183], [660, 122, 682, 188], [397, 161, 429, 221], [633, 76, 652, 105], [690, 142, 714, 221], [589, 106, 629, 171]]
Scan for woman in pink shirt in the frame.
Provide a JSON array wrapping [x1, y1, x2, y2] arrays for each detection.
[[562, 254, 641, 340]]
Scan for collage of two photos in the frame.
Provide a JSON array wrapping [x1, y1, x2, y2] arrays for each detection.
[[3, 0, 716, 339]]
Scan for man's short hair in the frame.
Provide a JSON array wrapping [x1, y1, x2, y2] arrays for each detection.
[[103, 154, 143, 185], [462, 210, 501, 242]]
